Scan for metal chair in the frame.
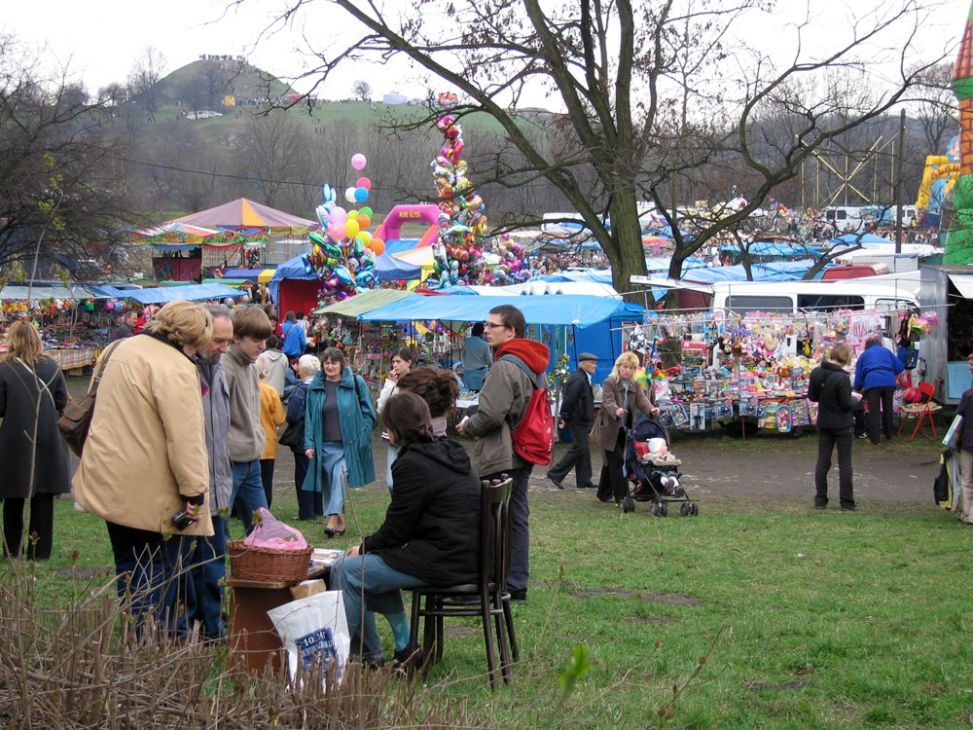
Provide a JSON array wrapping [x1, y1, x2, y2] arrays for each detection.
[[408, 476, 517, 688], [898, 382, 941, 441]]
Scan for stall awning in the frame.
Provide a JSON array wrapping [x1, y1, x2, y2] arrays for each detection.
[[948, 274, 973, 299], [0, 285, 108, 301], [314, 289, 420, 317], [359, 294, 644, 328], [113, 283, 247, 304]]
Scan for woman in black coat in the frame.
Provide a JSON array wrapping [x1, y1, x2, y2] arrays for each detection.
[[0, 321, 71, 559], [808, 343, 862, 511], [331, 392, 481, 666]]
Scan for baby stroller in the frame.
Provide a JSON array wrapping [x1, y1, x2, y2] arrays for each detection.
[[620, 417, 699, 517]]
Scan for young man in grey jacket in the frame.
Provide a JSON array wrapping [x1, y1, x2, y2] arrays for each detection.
[[457, 304, 549, 602], [222, 305, 272, 533], [190, 304, 234, 639]]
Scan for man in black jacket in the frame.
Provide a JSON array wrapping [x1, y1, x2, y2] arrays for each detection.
[[546, 353, 598, 489]]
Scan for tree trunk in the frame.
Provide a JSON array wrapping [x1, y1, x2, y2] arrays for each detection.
[[606, 193, 650, 305]]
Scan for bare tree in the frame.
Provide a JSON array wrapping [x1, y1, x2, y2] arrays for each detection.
[[0, 34, 137, 279], [127, 46, 167, 115], [911, 62, 959, 154], [260, 0, 945, 300], [352, 79, 371, 102]]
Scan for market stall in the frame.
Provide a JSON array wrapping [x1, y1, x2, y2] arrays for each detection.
[[0, 285, 112, 371], [624, 306, 933, 434]]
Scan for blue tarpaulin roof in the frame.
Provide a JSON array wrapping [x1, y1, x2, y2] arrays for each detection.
[[374, 251, 422, 282], [95, 283, 247, 304], [718, 242, 825, 257], [267, 253, 318, 302], [683, 259, 818, 284], [831, 233, 892, 245], [359, 294, 644, 328]]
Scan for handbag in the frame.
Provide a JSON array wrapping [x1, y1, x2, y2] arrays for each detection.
[[57, 340, 122, 457], [279, 420, 304, 449]]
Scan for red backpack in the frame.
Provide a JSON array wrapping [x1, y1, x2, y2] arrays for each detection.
[[499, 354, 554, 465]]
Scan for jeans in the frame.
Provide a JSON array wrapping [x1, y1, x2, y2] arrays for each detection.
[[330, 553, 424, 662], [231, 460, 269, 533], [292, 449, 323, 519], [815, 426, 855, 508], [260, 459, 275, 509], [547, 420, 593, 487], [105, 521, 193, 636], [306, 442, 347, 517], [865, 386, 896, 443], [2, 494, 54, 560], [484, 463, 532, 593], [188, 515, 227, 639]]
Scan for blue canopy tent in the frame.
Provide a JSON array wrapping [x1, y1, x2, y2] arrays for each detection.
[[360, 294, 644, 382], [95, 283, 247, 304]]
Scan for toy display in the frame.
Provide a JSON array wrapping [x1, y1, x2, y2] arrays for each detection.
[[632, 308, 936, 433]]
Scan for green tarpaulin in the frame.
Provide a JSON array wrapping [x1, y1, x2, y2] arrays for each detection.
[[314, 289, 419, 317]]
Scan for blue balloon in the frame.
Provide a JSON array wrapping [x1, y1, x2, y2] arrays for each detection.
[[334, 265, 355, 287], [354, 186, 369, 203], [322, 183, 336, 205]]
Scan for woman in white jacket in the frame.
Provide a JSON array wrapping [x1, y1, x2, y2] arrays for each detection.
[[376, 347, 415, 489]]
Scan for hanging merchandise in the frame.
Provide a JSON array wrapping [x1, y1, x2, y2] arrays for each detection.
[[630, 308, 910, 434]]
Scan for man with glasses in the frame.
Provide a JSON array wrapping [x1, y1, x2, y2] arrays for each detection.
[[457, 304, 549, 602], [189, 304, 234, 639]]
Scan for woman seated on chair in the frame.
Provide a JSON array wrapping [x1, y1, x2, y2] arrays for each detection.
[[331, 392, 481, 666]]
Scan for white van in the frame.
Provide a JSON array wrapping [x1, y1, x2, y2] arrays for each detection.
[[823, 206, 869, 232], [708, 280, 917, 315]]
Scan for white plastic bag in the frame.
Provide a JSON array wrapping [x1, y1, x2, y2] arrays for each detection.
[[267, 590, 350, 686]]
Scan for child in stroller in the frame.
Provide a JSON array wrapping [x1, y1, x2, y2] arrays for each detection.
[[621, 417, 699, 516]]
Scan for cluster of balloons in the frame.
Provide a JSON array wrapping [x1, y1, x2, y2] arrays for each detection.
[[481, 233, 529, 285], [303, 154, 386, 301], [426, 115, 488, 288]]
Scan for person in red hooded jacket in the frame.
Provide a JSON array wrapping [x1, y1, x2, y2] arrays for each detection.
[[457, 304, 549, 602]]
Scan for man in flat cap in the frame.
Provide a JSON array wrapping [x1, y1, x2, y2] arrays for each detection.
[[546, 353, 598, 489]]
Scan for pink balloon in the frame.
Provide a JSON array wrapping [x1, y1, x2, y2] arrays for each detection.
[[351, 153, 367, 170], [330, 222, 347, 240], [329, 206, 348, 223], [356, 176, 371, 190]]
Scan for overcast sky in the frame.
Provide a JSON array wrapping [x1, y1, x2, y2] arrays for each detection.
[[3, 0, 967, 106]]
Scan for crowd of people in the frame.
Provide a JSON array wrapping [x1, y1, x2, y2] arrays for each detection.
[[6, 295, 973, 668]]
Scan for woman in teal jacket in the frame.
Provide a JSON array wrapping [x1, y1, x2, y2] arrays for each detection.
[[304, 348, 377, 537]]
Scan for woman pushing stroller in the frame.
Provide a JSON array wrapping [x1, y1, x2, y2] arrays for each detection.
[[596, 351, 659, 506]]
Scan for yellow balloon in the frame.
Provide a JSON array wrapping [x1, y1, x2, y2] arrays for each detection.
[[358, 230, 372, 244], [347, 210, 360, 220], [345, 219, 360, 239]]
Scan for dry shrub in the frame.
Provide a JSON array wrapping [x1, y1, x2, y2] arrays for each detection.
[[0, 562, 487, 729]]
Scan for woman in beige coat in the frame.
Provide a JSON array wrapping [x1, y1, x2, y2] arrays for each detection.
[[73, 301, 213, 634], [596, 351, 659, 505]]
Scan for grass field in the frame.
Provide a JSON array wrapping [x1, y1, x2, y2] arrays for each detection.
[[15, 470, 973, 728]]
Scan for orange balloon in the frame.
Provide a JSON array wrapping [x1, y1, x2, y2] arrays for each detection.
[[369, 239, 386, 256], [358, 214, 371, 229]]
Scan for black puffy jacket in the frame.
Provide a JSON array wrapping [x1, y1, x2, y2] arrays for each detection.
[[362, 437, 481, 585], [808, 361, 855, 430]]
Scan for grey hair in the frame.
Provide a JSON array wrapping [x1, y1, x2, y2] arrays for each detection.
[[206, 303, 233, 321], [298, 354, 321, 376]]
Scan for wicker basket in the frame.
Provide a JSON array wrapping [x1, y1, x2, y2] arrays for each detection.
[[227, 540, 313, 583]]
